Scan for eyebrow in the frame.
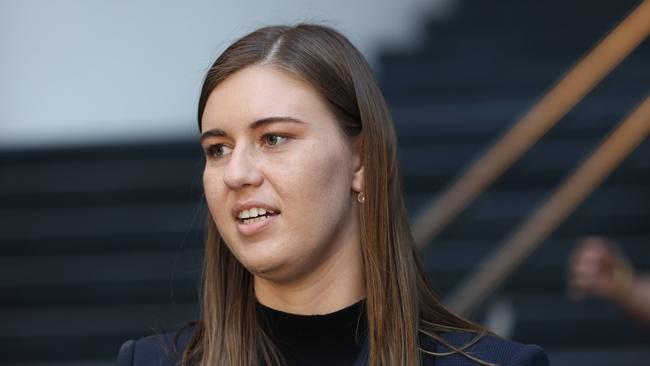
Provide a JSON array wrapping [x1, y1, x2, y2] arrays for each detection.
[[200, 116, 306, 142]]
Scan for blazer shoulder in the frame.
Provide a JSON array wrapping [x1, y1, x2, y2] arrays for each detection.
[[423, 331, 548, 366], [117, 324, 197, 366]]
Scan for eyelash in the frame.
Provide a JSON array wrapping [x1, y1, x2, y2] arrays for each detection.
[[205, 133, 288, 160]]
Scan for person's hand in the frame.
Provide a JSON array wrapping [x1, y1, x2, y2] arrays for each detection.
[[567, 236, 634, 303]]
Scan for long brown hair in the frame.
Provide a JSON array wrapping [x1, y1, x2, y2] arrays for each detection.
[[186, 24, 487, 366]]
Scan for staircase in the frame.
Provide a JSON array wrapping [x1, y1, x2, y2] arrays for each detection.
[[0, 143, 205, 365], [381, 0, 650, 364], [1, 0, 649, 364]]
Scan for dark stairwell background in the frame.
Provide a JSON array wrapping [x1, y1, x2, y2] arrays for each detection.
[[1, 0, 649, 364]]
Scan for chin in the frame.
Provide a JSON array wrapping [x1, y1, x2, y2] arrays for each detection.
[[246, 257, 305, 282], [240, 253, 287, 276], [228, 239, 305, 280]]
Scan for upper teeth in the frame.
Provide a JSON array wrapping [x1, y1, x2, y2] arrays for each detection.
[[238, 207, 268, 219]]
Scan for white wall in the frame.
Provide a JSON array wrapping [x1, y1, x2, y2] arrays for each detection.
[[0, 0, 453, 150]]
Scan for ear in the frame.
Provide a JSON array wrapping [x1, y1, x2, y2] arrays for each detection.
[[351, 136, 364, 193]]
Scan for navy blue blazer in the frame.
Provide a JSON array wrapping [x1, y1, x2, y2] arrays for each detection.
[[118, 326, 548, 366]]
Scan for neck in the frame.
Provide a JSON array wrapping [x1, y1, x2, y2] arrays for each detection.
[[254, 236, 365, 315]]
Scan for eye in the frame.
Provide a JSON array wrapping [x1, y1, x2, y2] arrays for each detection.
[[206, 144, 233, 159], [262, 133, 287, 147]]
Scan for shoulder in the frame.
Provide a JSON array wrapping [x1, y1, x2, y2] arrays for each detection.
[[117, 324, 197, 366], [421, 331, 548, 366]]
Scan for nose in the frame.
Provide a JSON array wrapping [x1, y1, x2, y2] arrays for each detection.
[[222, 144, 264, 190]]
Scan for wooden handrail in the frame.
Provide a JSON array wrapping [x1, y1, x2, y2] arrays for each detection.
[[413, 0, 650, 248], [446, 95, 650, 316]]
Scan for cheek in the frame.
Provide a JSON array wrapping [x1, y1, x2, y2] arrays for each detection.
[[203, 168, 228, 225], [202, 168, 217, 202], [280, 142, 352, 210]]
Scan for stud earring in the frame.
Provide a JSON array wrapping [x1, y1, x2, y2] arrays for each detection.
[[357, 192, 366, 203]]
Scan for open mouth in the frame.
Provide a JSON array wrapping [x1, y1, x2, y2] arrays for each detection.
[[239, 212, 278, 225], [237, 207, 279, 225], [234, 206, 280, 236]]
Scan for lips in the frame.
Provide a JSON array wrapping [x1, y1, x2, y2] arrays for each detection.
[[231, 201, 280, 220], [231, 200, 281, 236], [236, 213, 278, 236]]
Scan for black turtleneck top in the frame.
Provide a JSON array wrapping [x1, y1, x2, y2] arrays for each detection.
[[256, 299, 368, 366]]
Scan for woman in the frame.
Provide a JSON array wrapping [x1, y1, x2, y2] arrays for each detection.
[[118, 24, 548, 366]]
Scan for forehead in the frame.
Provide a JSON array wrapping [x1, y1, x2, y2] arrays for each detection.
[[201, 65, 332, 130]]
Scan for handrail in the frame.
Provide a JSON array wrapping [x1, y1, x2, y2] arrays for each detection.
[[446, 95, 650, 316], [413, 0, 650, 249]]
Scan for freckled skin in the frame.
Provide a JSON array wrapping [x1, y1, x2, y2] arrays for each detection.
[[200, 65, 364, 304]]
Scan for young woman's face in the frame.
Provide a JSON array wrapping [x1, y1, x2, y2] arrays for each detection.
[[201, 65, 364, 282]]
